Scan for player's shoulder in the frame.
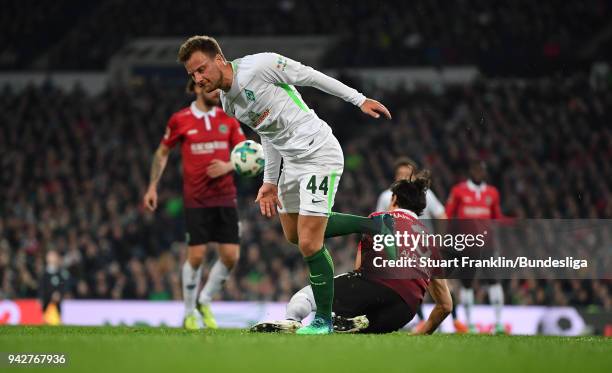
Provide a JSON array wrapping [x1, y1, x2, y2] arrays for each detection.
[[486, 184, 501, 195], [168, 106, 193, 125], [241, 52, 278, 64], [237, 53, 281, 73], [175, 106, 194, 119]]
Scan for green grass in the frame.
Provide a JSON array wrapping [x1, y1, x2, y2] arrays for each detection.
[[1, 326, 611, 373]]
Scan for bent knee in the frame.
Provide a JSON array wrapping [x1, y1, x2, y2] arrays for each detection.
[[221, 253, 239, 269], [187, 246, 206, 267], [219, 246, 240, 269], [298, 238, 323, 257]]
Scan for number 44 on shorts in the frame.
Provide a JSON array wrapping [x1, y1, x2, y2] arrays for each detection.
[[307, 175, 328, 195]]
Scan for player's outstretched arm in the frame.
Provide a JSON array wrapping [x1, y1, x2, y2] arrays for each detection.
[[414, 279, 453, 335], [258, 53, 392, 119], [360, 98, 392, 120], [143, 144, 170, 211]]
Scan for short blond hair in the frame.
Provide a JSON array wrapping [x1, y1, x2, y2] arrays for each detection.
[[177, 35, 224, 63]]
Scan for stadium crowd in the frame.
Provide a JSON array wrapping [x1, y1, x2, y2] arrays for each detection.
[[0, 70, 610, 311], [2, 0, 610, 73]]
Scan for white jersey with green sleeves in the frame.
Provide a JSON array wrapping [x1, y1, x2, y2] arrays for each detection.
[[219, 53, 366, 185]]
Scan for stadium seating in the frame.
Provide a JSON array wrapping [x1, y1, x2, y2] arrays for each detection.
[[2, 0, 609, 73]]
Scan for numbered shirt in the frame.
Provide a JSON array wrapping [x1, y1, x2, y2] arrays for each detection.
[[219, 53, 366, 183], [161, 104, 245, 208]]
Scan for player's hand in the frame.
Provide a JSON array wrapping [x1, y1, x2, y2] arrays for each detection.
[[360, 98, 392, 119], [143, 187, 158, 211], [411, 322, 427, 335], [255, 182, 282, 218], [207, 159, 233, 178]]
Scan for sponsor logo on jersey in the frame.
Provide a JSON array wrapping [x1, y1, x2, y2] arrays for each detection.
[[190, 141, 229, 154], [219, 124, 228, 134], [247, 109, 271, 127], [187, 129, 198, 135], [463, 206, 491, 217], [276, 55, 287, 72], [245, 89, 256, 102]]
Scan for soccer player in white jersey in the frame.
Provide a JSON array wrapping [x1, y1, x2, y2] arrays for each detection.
[[178, 35, 391, 334]]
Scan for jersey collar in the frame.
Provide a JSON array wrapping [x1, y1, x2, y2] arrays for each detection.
[[190, 102, 217, 119], [467, 179, 487, 193], [225, 59, 242, 98], [391, 208, 419, 219]]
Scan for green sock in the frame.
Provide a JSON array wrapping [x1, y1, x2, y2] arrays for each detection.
[[325, 212, 393, 238], [305, 246, 334, 321], [325, 212, 378, 238]]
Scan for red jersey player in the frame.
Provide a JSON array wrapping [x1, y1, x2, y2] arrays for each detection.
[[252, 176, 453, 334], [143, 80, 245, 330], [446, 160, 505, 334]]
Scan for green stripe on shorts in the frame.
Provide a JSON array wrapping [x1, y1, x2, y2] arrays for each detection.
[[327, 171, 338, 214]]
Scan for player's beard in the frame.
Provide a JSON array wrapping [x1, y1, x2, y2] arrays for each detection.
[[200, 88, 220, 107]]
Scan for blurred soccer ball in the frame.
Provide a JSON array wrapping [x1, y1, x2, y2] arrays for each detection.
[[230, 140, 265, 177]]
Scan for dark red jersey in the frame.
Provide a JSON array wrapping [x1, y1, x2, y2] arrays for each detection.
[[161, 104, 245, 208], [445, 180, 502, 219], [359, 209, 431, 310]]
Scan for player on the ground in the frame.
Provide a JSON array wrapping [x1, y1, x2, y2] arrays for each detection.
[[446, 160, 505, 334], [375, 157, 468, 332], [252, 176, 453, 334], [178, 35, 391, 334], [143, 80, 245, 329]]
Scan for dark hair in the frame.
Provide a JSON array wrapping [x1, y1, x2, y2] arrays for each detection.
[[393, 156, 418, 174], [177, 35, 224, 63], [390, 170, 431, 215], [469, 159, 486, 170]]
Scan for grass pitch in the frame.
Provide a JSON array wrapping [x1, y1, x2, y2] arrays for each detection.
[[1, 326, 610, 373]]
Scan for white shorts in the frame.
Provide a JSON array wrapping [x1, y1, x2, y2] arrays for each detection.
[[277, 135, 344, 216]]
